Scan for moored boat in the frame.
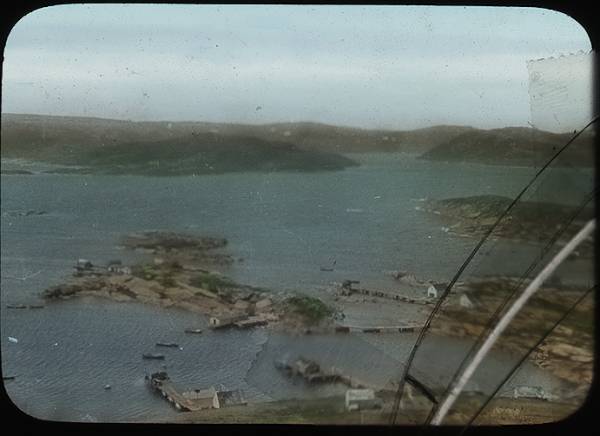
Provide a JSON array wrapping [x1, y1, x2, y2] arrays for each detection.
[[155, 342, 179, 348], [142, 353, 165, 360]]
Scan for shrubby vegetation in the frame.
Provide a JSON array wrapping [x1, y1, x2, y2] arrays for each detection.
[[284, 295, 333, 323]]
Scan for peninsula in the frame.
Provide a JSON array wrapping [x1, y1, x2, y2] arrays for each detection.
[[42, 231, 335, 332], [422, 195, 594, 256]]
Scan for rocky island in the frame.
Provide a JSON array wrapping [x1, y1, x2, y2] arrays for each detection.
[[42, 231, 335, 332], [423, 195, 594, 256]]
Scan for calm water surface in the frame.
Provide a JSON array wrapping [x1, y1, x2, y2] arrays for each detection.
[[1, 154, 592, 421]]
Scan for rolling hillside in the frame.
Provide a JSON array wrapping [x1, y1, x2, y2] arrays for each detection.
[[1, 114, 594, 174], [419, 127, 595, 167]]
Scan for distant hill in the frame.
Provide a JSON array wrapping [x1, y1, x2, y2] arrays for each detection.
[[419, 127, 595, 167], [63, 134, 360, 176], [1, 114, 594, 174], [0, 113, 473, 158], [0, 114, 359, 175]]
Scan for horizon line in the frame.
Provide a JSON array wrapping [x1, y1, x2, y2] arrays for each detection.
[[0, 111, 575, 135]]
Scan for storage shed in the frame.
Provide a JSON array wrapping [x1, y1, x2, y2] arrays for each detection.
[[345, 389, 381, 411]]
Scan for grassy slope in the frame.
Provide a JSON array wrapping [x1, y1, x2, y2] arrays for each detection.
[[426, 195, 594, 255], [0, 113, 476, 158], [419, 127, 595, 167], [69, 134, 359, 175], [0, 114, 359, 175], [431, 195, 593, 229], [2, 114, 593, 170]]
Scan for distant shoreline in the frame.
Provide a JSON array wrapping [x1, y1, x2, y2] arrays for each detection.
[[0, 112, 582, 135], [2, 113, 593, 173], [421, 195, 594, 255]]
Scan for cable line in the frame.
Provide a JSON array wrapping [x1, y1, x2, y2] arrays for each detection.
[[390, 116, 598, 424]]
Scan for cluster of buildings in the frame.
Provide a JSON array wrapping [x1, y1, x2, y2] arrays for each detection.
[[208, 299, 275, 330], [75, 258, 131, 275], [147, 372, 246, 412]]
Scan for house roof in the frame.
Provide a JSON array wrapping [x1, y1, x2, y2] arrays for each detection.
[[346, 389, 375, 401]]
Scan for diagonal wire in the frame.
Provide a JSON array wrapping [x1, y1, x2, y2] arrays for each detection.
[[458, 284, 595, 433], [422, 187, 595, 423], [431, 219, 595, 424], [390, 116, 598, 424]]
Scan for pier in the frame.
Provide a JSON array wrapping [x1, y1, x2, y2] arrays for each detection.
[[334, 324, 425, 334], [147, 372, 246, 411], [351, 287, 434, 305], [148, 372, 205, 411], [338, 282, 435, 305]]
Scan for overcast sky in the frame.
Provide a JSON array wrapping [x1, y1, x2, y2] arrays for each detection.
[[1, 4, 593, 131]]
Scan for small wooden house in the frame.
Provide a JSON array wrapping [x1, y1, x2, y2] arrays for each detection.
[[426, 284, 438, 298], [107, 264, 132, 275], [209, 314, 247, 329], [512, 385, 550, 400], [345, 389, 381, 411], [76, 259, 93, 270]]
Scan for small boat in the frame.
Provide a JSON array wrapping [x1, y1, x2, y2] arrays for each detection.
[[2, 376, 16, 381], [184, 328, 203, 334], [155, 342, 179, 348], [319, 267, 334, 272], [6, 304, 27, 309], [142, 353, 165, 360], [104, 384, 111, 390], [28, 305, 45, 309]]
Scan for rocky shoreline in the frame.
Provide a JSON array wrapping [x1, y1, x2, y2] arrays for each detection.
[[38, 231, 593, 409], [428, 277, 593, 397], [42, 231, 335, 332], [422, 195, 594, 257], [165, 389, 577, 425]]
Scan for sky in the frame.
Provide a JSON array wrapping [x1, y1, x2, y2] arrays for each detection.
[[1, 4, 593, 131]]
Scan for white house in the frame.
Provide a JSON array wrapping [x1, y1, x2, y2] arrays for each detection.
[[426, 284, 438, 299], [209, 314, 246, 329], [512, 386, 553, 401], [345, 389, 381, 411], [107, 264, 132, 275], [76, 259, 93, 270]]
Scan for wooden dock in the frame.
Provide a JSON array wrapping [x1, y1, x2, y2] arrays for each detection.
[[334, 324, 425, 334], [147, 372, 209, 411], [156, 381, 201, 411], [233, 316, 268, 329], [350, 287, 434, 305], [147, 372, 246, 412]]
